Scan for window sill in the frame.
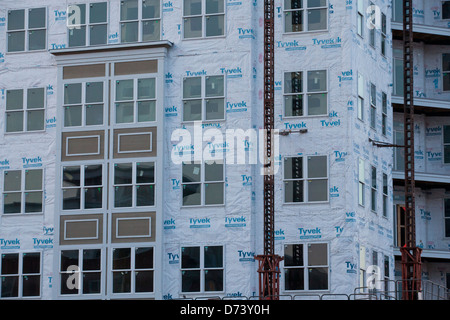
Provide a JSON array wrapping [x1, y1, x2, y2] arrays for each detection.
[[4, 130, 46, 135], [281, 114, 329, 121], [5, 49, 48, 55], [2, 212, 44, 216], [283, 201, 329, 205], [181, 35, 226, 41], [181, 204, 225, 209], [282, 29, 329, 36]]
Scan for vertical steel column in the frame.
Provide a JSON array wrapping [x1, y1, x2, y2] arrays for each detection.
[[255, 0, 283, 300], [400, 0, 422, 300]]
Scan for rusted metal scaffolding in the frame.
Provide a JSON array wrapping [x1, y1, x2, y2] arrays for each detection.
[[254, 0, 283, 300], [399, 0, 422, 300]]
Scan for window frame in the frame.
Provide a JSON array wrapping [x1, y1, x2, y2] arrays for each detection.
[[113, 74, 158, 125], [381, 91, 387, 136], [119, 0, 162, 43], [62, 79, 107, 129], [443, 53, 450, 92], [283, 155, 329, 204], [380, 12, 387, 56], [6, 7, 47, 53], [368, 2, 376, 48], [182, 0, 226, 39], [370, 82, 377, 130], [112, 160, 156, 209], [444, 199, 450, 238], [283, 0, 329, 34], [180, 245, 224, 294], [283, 69, 328, 118], [358, 158, 365, 207], [371, 165, 377, 213], [283, 242, 330, 292], [109, 245, 155, 296], [0, 251, 42, 299], [2, 168, 44, 215], [182, 75, 226, 123], [357, 72, 364, 121], [67, 2, 109, 48], [181, 160, 225, 207], [61, 163, 105, 211], [5, 87, 47, 134], [382, 173, 388, 218], [357, 0, 364, 38], [59, 248, 103, 297], [443, 125, 450, 164]]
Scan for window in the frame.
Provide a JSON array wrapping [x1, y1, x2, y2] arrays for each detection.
[[284, 0, 327, 33], [182, 161, 224, 206], [115, 78, 156, 124], [64, 82, 104, 127], [443, 1, 450, 20], [114, 162, 155, 208], [444, 126, 450, 164], [381, 92, 387, 136], [443, 54, 450, 92], [368, 2, 375, 47], [6, 88, 45, 133], [393, 58, 404, 96], [381, 13, 386, 56], [120, 0, 161, 43], [68, 2, 108, 47], [1, 252, 41, 298], [358, 158, 365, 206], [383, 255, 390, 293], [284, 155, 328, 203], [62, 164, 103, 210], [112, 247, 154, 294], [382, 173, 388, 218], [60, 249, 101, 295], [284, 70, 327, 117], [7, 8, 46, 52], [183, 75, 225, 122], [370, 83, 376, 129], [371, 166, 377, 212], [3, 169, 43, 214], [357, 73, 364, 121], [183, 0, 225, 39], [284, 243, 328, 291], [357, 0, 364, 37], [392, 0, 402, 22], [181, 246, 223, 293], [445, 199, 450, 238]]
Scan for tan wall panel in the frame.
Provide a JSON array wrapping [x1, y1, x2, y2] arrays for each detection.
[[62, 131, 105, 161], [60, 214, 103, 245], [114, 60, 157, 75], [111, 212, 156, 243], [63, 64, 106, 79], [113, 127, 156, 159]]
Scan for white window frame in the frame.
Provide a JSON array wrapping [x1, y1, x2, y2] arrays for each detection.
[[357, 0, 364, 38], [113, 75, 158, 125], [182, 75, 226, 122], [109, 246, 155, 296], [283, 69, 328, 118], [59, 248, 103, 297], [370, 82, 377, 130], [181, 160, 225, 207], [283, 155, 329, 204], [6, 7, 47, 52], [381, 91, 387, 136], [61, 163, 104, 211], [0, 251, 42, 299], [112, 160, 156, 209], [358, 158, 365, 207], [357, 72, 364, 121], [380, 12, 387, 56], [368, 2, 376, 48], [371, 165, 377, 213], [182, 0, 226, 39], [283, 242, 329, 292], [443, 53, 450, 92], [119, 0, 162, 43], [62, 79, 106, 129], [283, 0, 328, 34], [67, 2, 109, 47], [382, 173, 388, 218], [444, 125, 450, 164], [180, 245, 224, 294], [2, 169, 44, 215], [5, 88, 46, 134]]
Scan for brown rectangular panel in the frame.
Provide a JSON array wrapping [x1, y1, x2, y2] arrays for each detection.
[[113, 127, 156, 159], [60, 214, 103, 245], [63, 64, 106, 79], [114, 60, 157, 75], [111, 212, 156, 243], [62, 131, 105, 161]]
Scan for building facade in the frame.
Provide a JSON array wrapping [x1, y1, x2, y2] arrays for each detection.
[[0, 0, 448, 300]]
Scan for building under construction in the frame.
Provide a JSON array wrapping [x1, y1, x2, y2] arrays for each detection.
[[0, 0, 448, 300]]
